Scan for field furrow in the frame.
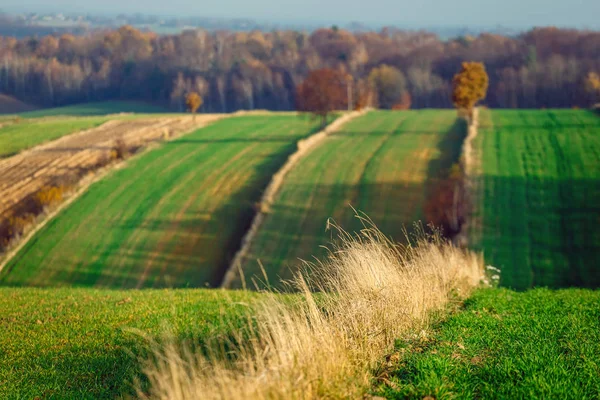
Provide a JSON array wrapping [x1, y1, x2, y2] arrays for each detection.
[[0, 116, 221, 222], [469, 109, 600, 289], [234, 110, 466, 288], [0, 115, 324, 288]]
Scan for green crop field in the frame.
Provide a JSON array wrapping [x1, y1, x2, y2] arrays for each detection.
[[469, 109, 600, 290], [18, 101, 169, 118], [0, 287, 257, 399], [0, 115, 324, 288], [375, 288, 600, 399], [237, 110, 466, 287], [0, 117, 108, 157]]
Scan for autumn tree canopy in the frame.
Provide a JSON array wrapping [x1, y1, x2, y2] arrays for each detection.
[[186, 92, 203, 114], [0, 26, 599, 112], [369, 64, 408, 109], [296, 68, 347, 125], [585, 72, 600, 104], [452, 62, 489, 117]]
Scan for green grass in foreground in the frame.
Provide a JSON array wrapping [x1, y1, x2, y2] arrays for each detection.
[[0, 115, 324, 288], [376, 288, 600, 399], [470, 109, 600, 289], [0, 288, 257, 399], [19, 101, 169, 118], [0, 117, 108, 157]]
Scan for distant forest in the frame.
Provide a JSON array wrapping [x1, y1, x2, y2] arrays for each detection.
[[1, 26, 599, 112]]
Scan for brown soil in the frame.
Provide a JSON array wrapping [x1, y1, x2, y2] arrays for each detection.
[[0, 94, 37, 114], [0, 115, 222, 222]]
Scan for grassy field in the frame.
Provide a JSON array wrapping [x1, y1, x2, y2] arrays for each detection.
[[0, 117, 108, 157], [237, 110, 466, 287], [19, 101, 169, 118], [469, 109, 600, 290], [375, 288, 600, 399], [0, 115, 324, 288], [0, 287, 257, 399]]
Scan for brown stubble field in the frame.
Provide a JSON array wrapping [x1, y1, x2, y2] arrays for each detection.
[[0, 115, 223, 224]]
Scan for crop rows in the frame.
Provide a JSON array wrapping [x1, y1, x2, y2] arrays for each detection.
[[0, 116, 220, 222], [469, 109, 600, 289], [234, 110, 465, 287], [0, 115, 323, 288]]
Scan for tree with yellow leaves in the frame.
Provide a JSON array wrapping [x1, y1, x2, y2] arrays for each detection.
[[584, 72, 600, 106], [186, 92, 203, 118], [452, 62, 489, 119]]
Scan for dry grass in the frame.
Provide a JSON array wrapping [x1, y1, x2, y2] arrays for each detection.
[[141, 220, 483, 399], [222, 110, 368, 288]]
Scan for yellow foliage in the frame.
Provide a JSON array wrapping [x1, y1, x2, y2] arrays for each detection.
[[585, 72, 600, 93], [452, 62, 489, 114], [186, 92, 203, 114], [35, 185, 64, 208]]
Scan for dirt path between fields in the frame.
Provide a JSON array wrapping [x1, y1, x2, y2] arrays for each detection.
[[454, 107, 480, 247], [220, 109, 369, 288]]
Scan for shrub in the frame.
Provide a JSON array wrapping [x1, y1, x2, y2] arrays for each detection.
[[424, 163, 470, 238], [0, 213, 36, 248], [111, 139, 129, 160], [7, 214, 36, 236], [35, 185, 64, 209]]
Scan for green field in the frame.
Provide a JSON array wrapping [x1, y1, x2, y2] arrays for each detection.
[[0, 115, 324, 288], [0, 117, 108, 157], [469, 109, 600, 290], [376, 288, 600, 399], [18, 101, 169, 118], [237, 110, 466, 287], [0, 287, 256, 399]]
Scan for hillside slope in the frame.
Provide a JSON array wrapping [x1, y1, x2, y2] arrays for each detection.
[[0, 115, 324, 288], [0, 94, 37, 114], [235, 110, 466, 288], [468, 109, 600, 289]]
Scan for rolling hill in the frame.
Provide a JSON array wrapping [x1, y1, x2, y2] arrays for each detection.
[[0, 94, 37, 114], [233, 110, 466, 287], [0, 115, 325, 288]]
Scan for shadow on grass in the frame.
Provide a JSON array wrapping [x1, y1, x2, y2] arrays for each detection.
[[0, 123, 325, 290], [471, 175, 600, 291]]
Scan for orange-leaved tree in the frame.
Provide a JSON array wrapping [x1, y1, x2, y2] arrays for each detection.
[[296, 68, 347, 126], [584, 72, 600, 106], [452, 62, 489, 119], [186, 92, 203, 116]]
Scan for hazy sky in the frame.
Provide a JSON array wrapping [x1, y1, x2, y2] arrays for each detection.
[[3, 0, 600, 28]]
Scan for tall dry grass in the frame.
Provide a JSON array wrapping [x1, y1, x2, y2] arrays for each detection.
[[141, 221, 483, 399]]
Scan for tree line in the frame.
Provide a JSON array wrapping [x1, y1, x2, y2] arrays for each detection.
[[0, 26, 599, 112]]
